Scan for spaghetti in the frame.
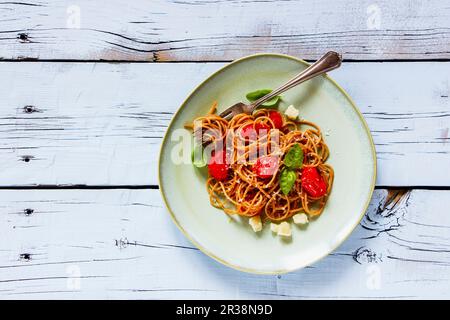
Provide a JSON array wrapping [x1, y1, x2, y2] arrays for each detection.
[[185, 102, 334, 223]]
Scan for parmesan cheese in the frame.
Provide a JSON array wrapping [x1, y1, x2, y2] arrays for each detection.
[[284, 105, 299, 120], [249, 216, 262, 232], [293, 213, 309, 225], [277, 221, 292, 237], [270, 223, 279, 233]]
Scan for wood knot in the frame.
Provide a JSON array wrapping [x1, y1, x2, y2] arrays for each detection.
[[20, 155, 34, 163], [17, 33, 30, 43], [352, 247, 382, 264], [24, 208, 34, 216], [115, 237, 130, 249], [23, 105, 39, 114], [361, 189, 410, 233], [19, 253, 32, 262]]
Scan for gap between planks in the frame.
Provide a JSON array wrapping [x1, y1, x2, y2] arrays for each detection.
[[3, 59, 450, 63], [0, 185, 448, 190]]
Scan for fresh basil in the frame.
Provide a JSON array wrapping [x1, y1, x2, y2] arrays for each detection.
[[280, 168, 296, 195], [246, 89, 281, 107], [191, 143, 207, 168], [284, 144, 304, 169]]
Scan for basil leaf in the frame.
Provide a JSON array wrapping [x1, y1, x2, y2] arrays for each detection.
[[284, 144, 304, 169], [246, 89, 271, 100], [246, 89, 281, 107], [280, 168, 296, 195], [191, 143, 206, 168]]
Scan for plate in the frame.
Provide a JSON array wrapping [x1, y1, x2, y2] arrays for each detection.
[[158, 53, 376, 274]]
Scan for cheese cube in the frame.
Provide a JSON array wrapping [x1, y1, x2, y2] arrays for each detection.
[[293, 213, 309, 225], [284, 105, 299, 120], [249, 216, 262, 232], [277, 221, 292, 237], [270, 223, 279, 233]]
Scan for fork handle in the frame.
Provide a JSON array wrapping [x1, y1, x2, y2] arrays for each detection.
[[250, 51, 342, 111]]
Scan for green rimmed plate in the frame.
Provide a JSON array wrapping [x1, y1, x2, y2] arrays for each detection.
[[158, 53, 376, 274]]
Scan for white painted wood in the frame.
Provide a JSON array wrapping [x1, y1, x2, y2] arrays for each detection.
[[0, 61, 448, 186], [1, 0, 450, 61], [0, 188, 448, 299], [0, 0, 448, 302]]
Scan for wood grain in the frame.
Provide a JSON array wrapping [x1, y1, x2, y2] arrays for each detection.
[[0, 188, 449, 299], [1, 0, 450, 61], [0, 61, 448, 186]]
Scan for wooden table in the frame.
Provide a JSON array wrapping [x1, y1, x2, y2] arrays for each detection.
[[1, 0, 449, 299]]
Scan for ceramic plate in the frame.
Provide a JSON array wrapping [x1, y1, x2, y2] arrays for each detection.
[[158, 53, 376, 274]]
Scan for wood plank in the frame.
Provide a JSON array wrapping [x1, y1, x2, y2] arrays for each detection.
[[0, 188, 449, 299], [1, 0, 450, 61], [0, 61, 448, 186]]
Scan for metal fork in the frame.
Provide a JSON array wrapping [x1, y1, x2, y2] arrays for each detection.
[[219, 51, 342, 121]]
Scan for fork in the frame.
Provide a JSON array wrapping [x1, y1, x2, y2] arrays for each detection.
[[219, 51, 342, 121]]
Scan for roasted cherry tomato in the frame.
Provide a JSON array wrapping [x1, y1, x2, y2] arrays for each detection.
[[241, 124, 255, 139], [268, 111, 283, 129], [253, 156, 279, 179], [208, 149, 229, 181], [301, 167, 327, 197], [255, 122, 270, 133], [241, 123, 270, 140]]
